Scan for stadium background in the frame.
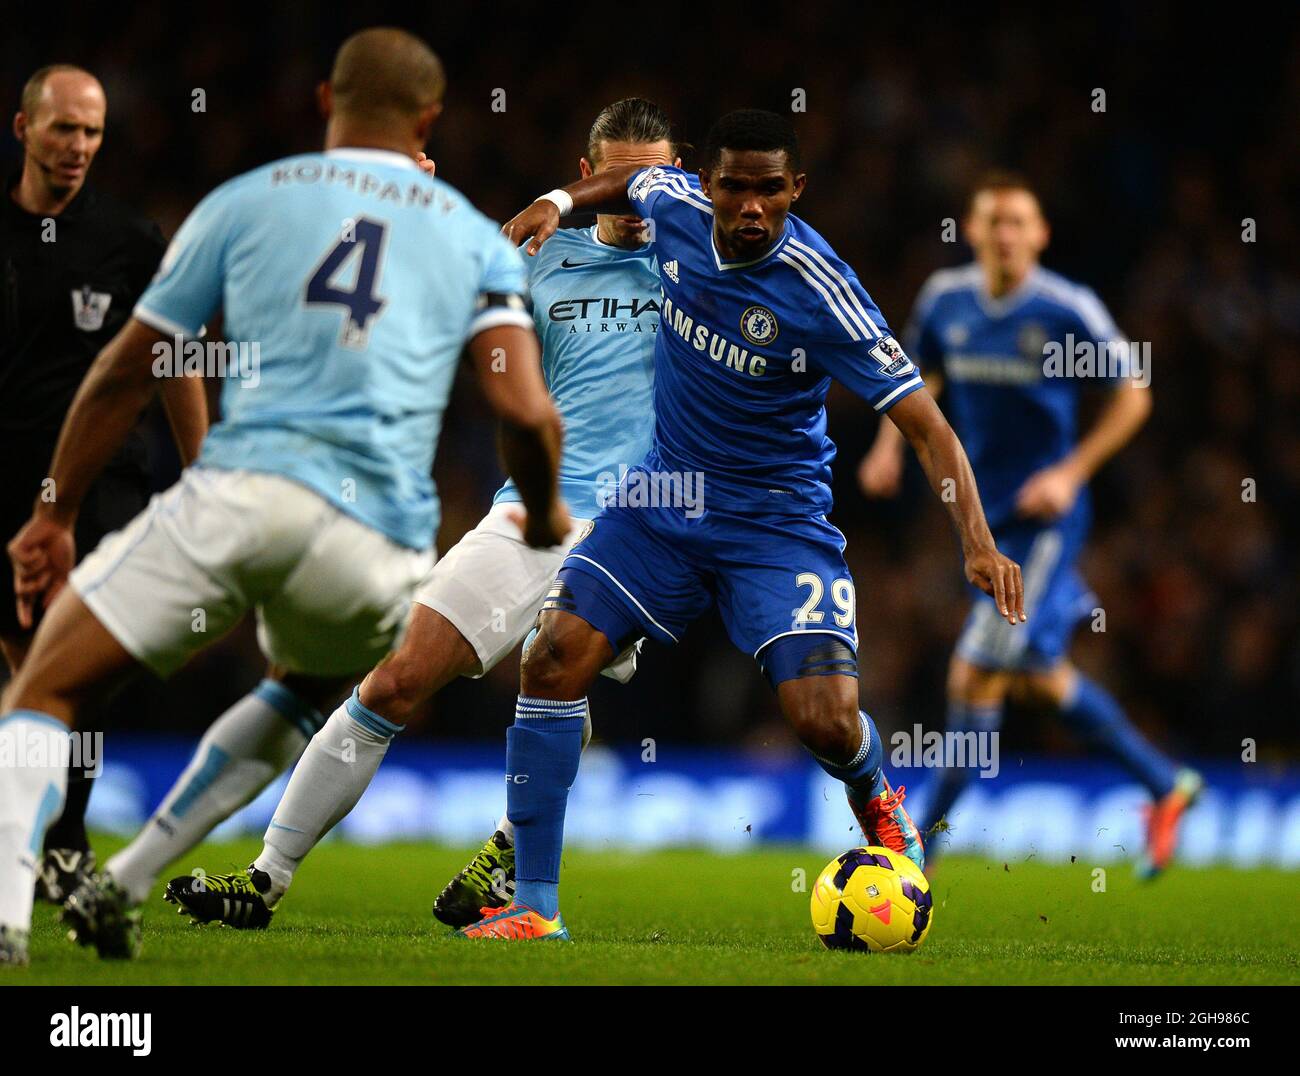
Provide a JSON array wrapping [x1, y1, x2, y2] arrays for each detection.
[[3, 4, 1298, 862]]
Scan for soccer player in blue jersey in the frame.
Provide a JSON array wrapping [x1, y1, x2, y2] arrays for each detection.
[[461, 110, 1026, 941], [859, 172, 1202, 877], [160, 99, 677, 933], [0, 28, 565, 966]]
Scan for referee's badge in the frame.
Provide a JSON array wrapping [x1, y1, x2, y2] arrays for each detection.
[[71, 285, 112, 332], [740, 305, 779, 346]]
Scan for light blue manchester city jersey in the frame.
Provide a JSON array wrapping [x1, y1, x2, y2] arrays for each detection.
[[135, 147, 529, 549], [493, 225, 659, 519]]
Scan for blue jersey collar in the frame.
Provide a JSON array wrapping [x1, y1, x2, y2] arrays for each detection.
[[974, 265, 1041, 318]]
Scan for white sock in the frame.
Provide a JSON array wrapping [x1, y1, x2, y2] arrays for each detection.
[[254, 688, 398, 908], [105, 681, 315, 904], [494, 700, 592, 848], [0, 713, 70, 936]]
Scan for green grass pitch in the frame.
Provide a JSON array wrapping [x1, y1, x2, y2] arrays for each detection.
[[15, 836, 1300, 985]]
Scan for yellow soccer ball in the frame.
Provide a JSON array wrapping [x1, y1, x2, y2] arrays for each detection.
[[810, 846, 933, 953]]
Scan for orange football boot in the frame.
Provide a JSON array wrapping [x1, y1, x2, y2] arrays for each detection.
[[1138, 769, 1204, 879], [849, 777, 925, 871], [457, 903, 571, 941]]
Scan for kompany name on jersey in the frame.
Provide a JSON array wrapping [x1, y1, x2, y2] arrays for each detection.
[[267, 156, 456, 212]]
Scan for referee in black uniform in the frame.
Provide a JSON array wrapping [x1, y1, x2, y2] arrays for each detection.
[[2, 64, 206, 900]]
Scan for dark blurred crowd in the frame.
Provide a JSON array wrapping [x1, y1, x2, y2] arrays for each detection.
[[3, 3, 1297, 758]]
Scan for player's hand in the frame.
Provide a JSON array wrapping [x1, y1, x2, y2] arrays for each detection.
[[964, 545, 1025, 626], [416, 152, 435, 177], [7, 514, 77, 630], [504, 500, 573, 549], [858, 443, 904, 498], [1014, 461, 1082, 521], [502, 200, 561, 255]]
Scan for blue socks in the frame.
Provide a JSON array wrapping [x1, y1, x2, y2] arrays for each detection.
[[922, 675, 1177, 845], [920, 700, 1004, 837], [1060, 674, 1176, 798], [812, 711, 886, 806], [508, 696, 586, 920]]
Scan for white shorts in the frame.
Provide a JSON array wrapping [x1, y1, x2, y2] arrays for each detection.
[[413, 502, 640, 681], [71, 468, 433, 678]]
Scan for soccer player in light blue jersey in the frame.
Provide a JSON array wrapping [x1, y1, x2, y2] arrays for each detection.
[[859, 172, 1202, 876], [0, 28, 564, 966], [162, 100, 678, 934], [463, 110, 1026, 941]]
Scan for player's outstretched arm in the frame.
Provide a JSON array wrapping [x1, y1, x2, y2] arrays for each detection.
[[7, 317, 169, 626], [886, 387, 1026, 625], [502, 164, 640, 255], [468, 323, 569, 548]]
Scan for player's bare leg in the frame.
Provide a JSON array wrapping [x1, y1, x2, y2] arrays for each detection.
[[777, 669, 925, 870], [2, 590, 138, 721], [359, 602, 479, 722], [459, 610, 608, 941], [0, 591, 140, 963]]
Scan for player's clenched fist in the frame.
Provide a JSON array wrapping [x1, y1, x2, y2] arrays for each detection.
[[502, 200, 562, 255], [858, 441, 904, 498], [1013, 461, 1081, 521], [964, 545, 1026, 626], [7, 513, 76, 629], [502, 501, 573, 550]]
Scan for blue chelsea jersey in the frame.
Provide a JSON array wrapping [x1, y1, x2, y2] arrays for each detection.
[[493, 226, 659, 520], [906, 262, 1131, 531], [626, 165, 923, 516], [135, 147, 530, 549]]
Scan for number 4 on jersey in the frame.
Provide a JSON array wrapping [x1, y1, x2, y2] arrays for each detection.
[[305, 217, 389, 349]]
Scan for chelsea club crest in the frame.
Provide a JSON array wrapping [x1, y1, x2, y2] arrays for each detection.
[[740, 304, 779, 346]]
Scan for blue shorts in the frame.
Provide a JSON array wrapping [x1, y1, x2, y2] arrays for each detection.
[[955, 519, 1096, 672], [550, 501, 859, 664]]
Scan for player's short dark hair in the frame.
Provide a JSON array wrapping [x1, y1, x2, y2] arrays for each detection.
[[703, 109, 801, 172], [330, 27, 445, 121], [20, 64, 98, 118], [966, 170, 1042, 215], [587, 98, 675, 163]]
